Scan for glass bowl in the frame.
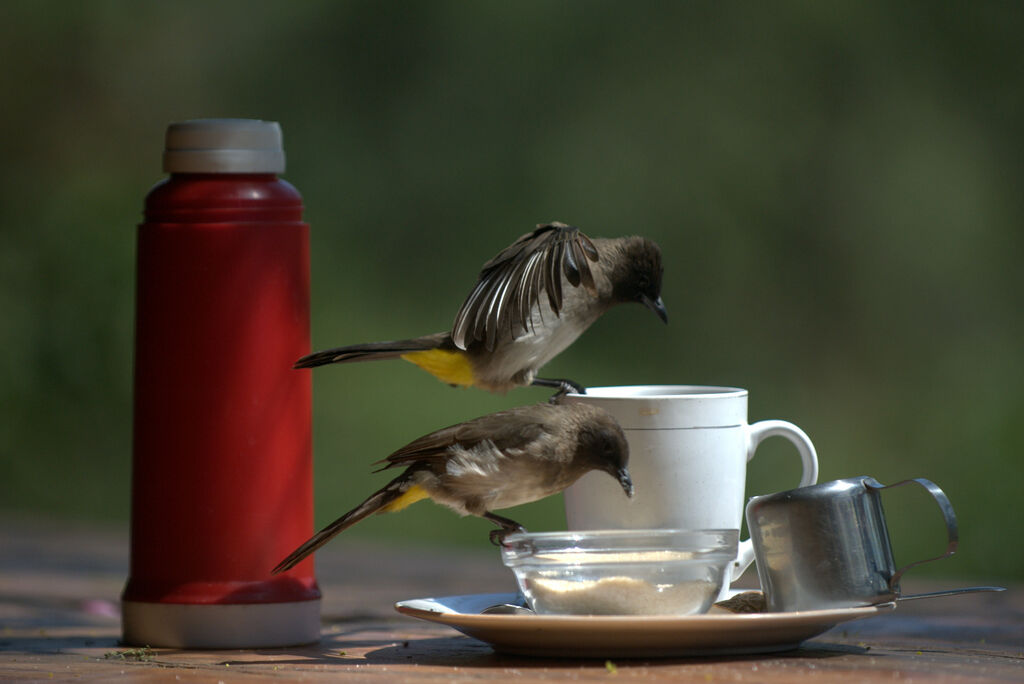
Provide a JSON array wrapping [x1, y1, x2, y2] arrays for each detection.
[[499, 529, 738, 616]]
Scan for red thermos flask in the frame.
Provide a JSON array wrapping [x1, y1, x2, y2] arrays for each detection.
[[122, 119, 321, 647]]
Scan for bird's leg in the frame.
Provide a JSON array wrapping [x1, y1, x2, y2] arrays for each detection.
[[531, 377, 586, 394], [531, 377, 586, 403], [484, 512, 526, 547]]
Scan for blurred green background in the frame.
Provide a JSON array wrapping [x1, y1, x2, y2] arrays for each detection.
[[2, 1, 1021, 582]]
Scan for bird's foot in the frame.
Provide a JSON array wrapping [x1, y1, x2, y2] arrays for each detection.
[[484, 512, 527, 547], [531, 377, 586, 403], [489, 527, 522, 547]]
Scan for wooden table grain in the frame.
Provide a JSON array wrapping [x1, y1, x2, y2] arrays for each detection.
[[1, 517, 1020, 682]]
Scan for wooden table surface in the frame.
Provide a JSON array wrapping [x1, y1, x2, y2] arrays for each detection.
[[1, 517, 1020, 682]]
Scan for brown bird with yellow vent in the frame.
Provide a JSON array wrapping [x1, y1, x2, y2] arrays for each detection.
[[272, 401, 633, 573], [295, 222, 666, 396]]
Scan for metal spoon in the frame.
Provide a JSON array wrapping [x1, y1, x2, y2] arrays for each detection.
[[480, 586, 1005, 615], [896, 586, 1005, 602], [480, 596, 534, 615]]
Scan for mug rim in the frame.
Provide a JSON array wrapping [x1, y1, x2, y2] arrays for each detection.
[[566, 385, 747, 400]]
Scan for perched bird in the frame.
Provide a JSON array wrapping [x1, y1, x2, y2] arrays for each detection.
[[272, 402, 633, 573], [295, 222, 667, 395]]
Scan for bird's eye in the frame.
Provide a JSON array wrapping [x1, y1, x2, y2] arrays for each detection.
[[601, 434, 622, 460]]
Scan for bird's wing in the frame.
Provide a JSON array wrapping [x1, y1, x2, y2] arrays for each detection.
[[451, 223, 600, 351], [374, 406, 552, 471]]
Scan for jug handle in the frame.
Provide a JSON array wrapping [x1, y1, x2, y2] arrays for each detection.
[[875, 478, 959, 592]]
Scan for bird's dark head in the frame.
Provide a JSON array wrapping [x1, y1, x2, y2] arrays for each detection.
[[574, 414, 633, 498], [609, 237, 667, 324]]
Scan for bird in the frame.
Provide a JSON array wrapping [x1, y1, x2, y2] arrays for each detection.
[[271, 401, 633, 574], [295, 222, 667, 395]]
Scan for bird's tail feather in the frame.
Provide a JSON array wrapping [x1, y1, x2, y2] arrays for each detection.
[[294, 336, 445, 369], [272, 475, 422, 574]]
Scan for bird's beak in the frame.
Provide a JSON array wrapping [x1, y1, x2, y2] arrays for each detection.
[[641, 294, 668, 324], [617, 467, 634, 498]]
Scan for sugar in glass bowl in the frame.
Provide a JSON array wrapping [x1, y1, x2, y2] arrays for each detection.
[[500, 529, 738, 616]]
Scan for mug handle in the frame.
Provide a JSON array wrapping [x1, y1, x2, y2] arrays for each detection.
[[732, 420, 819, 581]]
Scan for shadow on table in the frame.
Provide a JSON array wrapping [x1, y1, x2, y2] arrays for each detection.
[[191, 630, 868, 670], [360, 636, 869, 667]]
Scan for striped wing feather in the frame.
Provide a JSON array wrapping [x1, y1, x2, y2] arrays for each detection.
[[451, 223, 599, 351]]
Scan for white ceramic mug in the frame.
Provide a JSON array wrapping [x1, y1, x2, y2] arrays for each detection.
[[559, 385, 818, 591]]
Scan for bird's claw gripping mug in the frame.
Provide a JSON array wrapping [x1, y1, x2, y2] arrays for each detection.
[[559, 386, 818, 597]]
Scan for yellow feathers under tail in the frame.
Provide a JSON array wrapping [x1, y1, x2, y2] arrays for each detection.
[[400, 348, 476, 387], [379, 483, 430, 513]]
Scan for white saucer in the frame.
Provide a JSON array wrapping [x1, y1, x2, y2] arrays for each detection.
[[394, 592, 895, 658]]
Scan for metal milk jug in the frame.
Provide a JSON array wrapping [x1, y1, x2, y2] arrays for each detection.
[[745, 476, 957, 612]]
